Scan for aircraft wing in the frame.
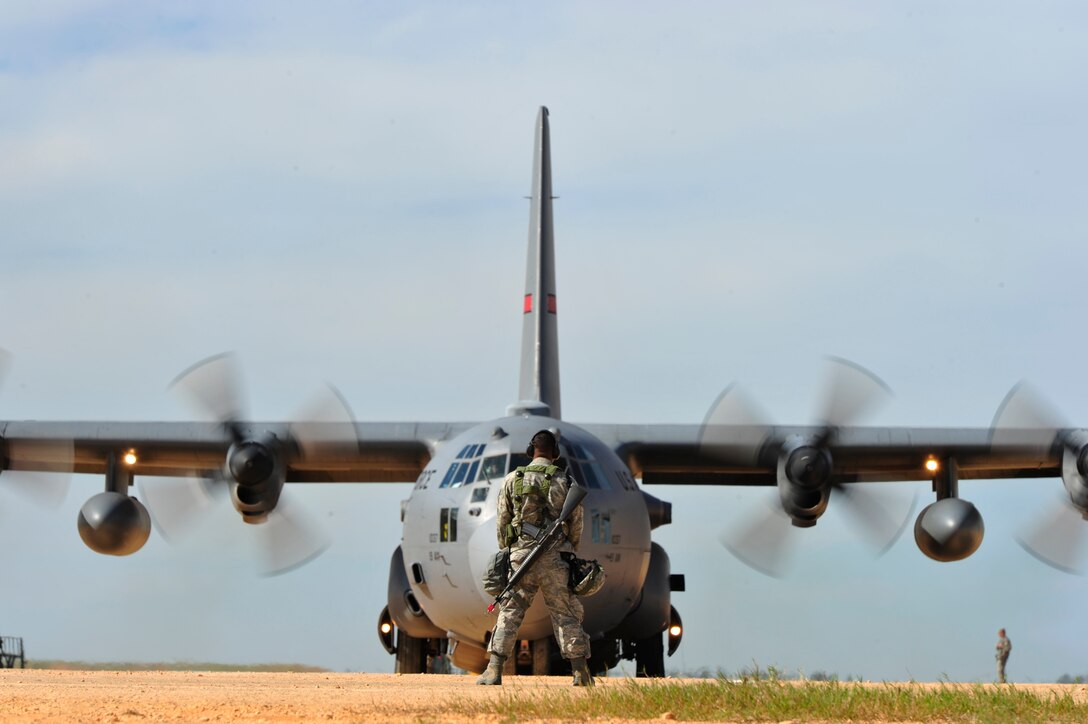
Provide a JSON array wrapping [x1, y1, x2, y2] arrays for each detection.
[[0, 420, 474, 482], [583, 424, 1060, 485], [586, 413, 1088, 576], [4, 419, 1059, 486]]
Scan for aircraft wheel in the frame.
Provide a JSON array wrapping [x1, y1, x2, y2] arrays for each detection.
[[426, 639, 451, 674], [635, 632, 665, 678], [531, 638, 551, 675], [395, 631, 427, 673], [589, 637, 619, 675]]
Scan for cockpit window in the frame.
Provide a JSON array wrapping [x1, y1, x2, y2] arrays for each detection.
[[568, 442, 592, 459], [465, 460, 480, 485], [450, 462, 469, 487], [471, 487, 489, 503], [559, 442, 611, 489], [507, 453, 531, 472], [438, 465, 458, 488], [439, 443, 492, 487], [479, 455, 506, 482], [581, 462, 611, 490], [565, 459, 586, 487]]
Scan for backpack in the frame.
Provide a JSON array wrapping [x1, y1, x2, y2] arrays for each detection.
[[504, 464, 560, 546], [481, 547, 511, 596]]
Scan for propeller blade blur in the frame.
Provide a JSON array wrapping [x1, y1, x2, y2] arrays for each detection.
[[164, 354, 335, 575], [990, 381, 1065, 453], [816, 356, 892, 431], [137, 476, 225, 544], [0, 440, 73, 509], [255, 491, 331, 576], [290, 383, 360, 460], [0, 350, 72, 508], [719, 496, 795, 578], [834, 483, 919, 557], [1, 470, 71, 509], [1015, 498, 1088, 576], [699, 383, 772, 465], [170, 352, 246, 429]]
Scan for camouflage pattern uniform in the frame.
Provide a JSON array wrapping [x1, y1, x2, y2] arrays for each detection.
[[995, 630, 1011, 683], [486, 456, 590, 661]]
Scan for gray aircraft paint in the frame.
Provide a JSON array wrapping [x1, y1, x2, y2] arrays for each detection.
[[516, 107, 561, 419], [399, 112, 654, 663], [399, 416, 650, 654]]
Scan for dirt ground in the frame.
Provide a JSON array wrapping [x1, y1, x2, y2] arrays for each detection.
[[7, 670, 589, 723], [1, 670, 1086, 723]]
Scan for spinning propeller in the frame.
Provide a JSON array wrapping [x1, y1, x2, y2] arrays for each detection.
[[138, 353, 358, 575], [991, 382, 1088, 575], [0, 348, 73, 509], [701, 357, 918, 577]]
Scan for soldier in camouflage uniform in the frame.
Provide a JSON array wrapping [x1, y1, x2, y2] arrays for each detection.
[[477, 430, 593, 686], [995, 628, 1011, 683]]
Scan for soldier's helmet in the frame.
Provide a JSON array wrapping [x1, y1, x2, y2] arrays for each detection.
[[527, 429, 560, 458], [567, 555, 606, 597]]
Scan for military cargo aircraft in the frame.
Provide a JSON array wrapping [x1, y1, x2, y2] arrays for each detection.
[[0, 107, 1082, 677]]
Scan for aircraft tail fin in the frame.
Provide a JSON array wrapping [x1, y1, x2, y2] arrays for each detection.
[[516, 107, 561, 419]]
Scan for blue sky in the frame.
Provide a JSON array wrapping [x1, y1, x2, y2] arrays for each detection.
[[1, 1, 1087, 680]]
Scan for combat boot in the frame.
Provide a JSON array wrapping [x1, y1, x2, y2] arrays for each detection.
[[475, 653, 505, 685], [571, 657, 594, 687]]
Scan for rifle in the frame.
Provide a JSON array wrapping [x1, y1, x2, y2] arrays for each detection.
[[487, 482, 587, 613]]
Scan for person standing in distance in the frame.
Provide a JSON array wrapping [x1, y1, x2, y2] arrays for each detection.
[[477, 430, 593, 686], [995, 628, 1012, 683]]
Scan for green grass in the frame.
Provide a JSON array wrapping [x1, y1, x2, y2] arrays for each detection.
[[456, 676, 1088, 722], [25, 660, 328, 672]]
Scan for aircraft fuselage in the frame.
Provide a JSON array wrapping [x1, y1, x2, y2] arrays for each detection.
[[399, 414, 652, 651]]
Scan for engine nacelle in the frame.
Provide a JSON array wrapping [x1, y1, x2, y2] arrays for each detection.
[[777, 438, 831, 527], [77, 491, 151, 555], [226, 436, 286, 524], [914, 497, 984, 562], [386, 546, 445, 639], [641, 491, 672, 529], [609, 542, 671, 640], [1061, 433, 1088, 514]]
